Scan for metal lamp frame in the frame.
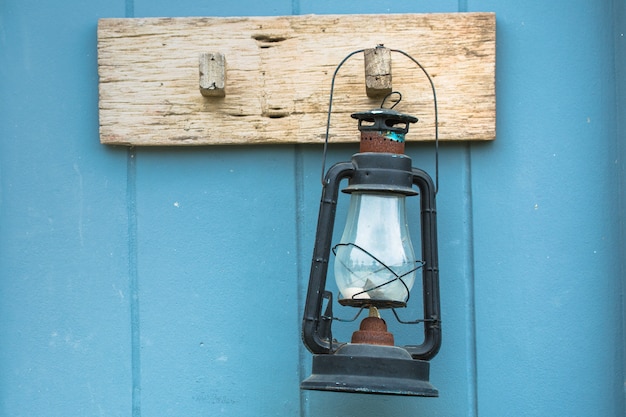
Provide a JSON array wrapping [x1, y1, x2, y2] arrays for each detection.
[[301, 152, 441, 360]]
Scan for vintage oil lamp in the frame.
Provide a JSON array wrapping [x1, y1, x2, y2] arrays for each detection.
[[300, 101, 441, 396]]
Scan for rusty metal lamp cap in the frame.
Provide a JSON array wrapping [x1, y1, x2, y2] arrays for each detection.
[[351, 108, 418, 153]]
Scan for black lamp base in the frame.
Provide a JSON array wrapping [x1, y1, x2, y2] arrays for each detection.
[[300, 344, 438, 397]]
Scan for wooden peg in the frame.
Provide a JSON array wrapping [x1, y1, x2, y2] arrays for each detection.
[[199, 52, 226, 97], [364, 46, 392, 98]]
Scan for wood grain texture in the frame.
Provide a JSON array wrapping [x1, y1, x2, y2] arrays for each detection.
[[98, 13, 495, 146]]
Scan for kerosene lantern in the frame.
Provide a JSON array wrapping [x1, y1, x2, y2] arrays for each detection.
[[300, 103, 441, 396]]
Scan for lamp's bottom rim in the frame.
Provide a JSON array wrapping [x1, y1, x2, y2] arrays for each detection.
[[300, 379, 438, 397], [301, 344, 438, 397]]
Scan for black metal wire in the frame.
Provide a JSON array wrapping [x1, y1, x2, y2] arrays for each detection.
[[332, 242, 425, 304], [321, 48, 365, 185], [390, 48, 440, 194], [380, 91, 402, 109], [328, 306, 366, 323], [391, 308, 440, 325]]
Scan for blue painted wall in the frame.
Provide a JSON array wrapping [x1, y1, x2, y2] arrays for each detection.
[[0, 1, 623, 416]]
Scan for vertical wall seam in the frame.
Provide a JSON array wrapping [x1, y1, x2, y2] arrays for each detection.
[[461, 3, 476, 416], [123, 3, 139, 416], [610, 0, 626, 412], [293, 145, 308, 417], [290, 6, 305, 417], [125, 0, 134, 21], [127, 147, 141, 417], [464, 143, 479, 417]]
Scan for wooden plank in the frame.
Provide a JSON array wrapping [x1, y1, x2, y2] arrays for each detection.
[[97, 13, 495, 146]]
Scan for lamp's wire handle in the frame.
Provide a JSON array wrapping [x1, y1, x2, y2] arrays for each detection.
[[321, 47, 440, 194], [391, 48, 440, 194], [320, 48, 365, 185]]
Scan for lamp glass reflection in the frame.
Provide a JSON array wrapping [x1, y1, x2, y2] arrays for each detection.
[[334, 191, 417, 305]]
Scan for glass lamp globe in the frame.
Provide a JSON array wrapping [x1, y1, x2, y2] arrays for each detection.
[[334, 191, 417, 307]]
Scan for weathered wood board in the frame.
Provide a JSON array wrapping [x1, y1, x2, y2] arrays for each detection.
[[98, 13, 495, 146]]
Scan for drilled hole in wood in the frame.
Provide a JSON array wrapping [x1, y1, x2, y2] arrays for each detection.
[[265, 111, 289, 119], [252, 34, 288, 43]]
